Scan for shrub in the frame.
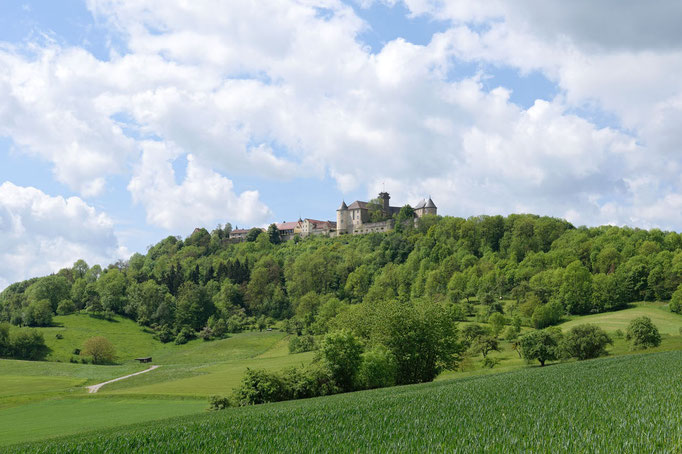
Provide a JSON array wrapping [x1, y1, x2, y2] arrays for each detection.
[[285, 363, 336, 399], [198, 326, 214, 341], [504, 319, 521, 341], [488, 312, 507, 337], [81, 336, 116, 364], [531, 301, 563, 329], [208, 317, 228, 339], [208, 395, 233, 410], [626, 316, 661, 349], [175, 326, 195, 345], [56, 299, 77, 316], [0, 323, 11, 357], [357, 346, 397, 390], [233, 368, 292, 405], [11, 329, 49, 360], [561, 324, 613, 360], [23, 299, 53, 327], [227, 314, 246, 333], [288, 335, 316, 354], [157, 326, 174, 343], [670, 286, 682, 314]]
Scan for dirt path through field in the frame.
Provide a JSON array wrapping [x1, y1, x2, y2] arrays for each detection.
[[86, 365, 160, 393]]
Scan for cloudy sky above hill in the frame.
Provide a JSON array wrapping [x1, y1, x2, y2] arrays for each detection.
[[1, 0, 682, 288]]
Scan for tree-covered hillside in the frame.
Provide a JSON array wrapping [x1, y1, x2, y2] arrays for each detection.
[[2, 213, 682, 348]]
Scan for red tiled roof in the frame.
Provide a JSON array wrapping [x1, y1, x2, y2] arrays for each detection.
[[306, 219, 336, 229], [277, 221, 300, 230]]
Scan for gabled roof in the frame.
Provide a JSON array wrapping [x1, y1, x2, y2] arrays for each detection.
[[414, 199, 426, 209], [347, 200, 367, 210], [305, 219, 336, 229], [277, 221, 300, 231], [231, 229, 251, 234], [425, 197, 436, 208]]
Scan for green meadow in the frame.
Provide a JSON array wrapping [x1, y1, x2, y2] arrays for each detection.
[[0, 315, 314, 446], [9, 351, 682, 453], [3, 303, 682, 447], [559, 301, 682, 335]]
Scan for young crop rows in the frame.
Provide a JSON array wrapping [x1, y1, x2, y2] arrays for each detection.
[[10, 351, 682, 453]]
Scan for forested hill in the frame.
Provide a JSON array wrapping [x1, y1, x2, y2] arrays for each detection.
[[3, 213, 682, 343]]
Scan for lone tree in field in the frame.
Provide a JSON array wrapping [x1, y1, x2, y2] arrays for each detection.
[[626, 316, 661, 350], [320, 330, 363, 392], [561, 324, 612, 360], [82, 336, 116, 364], [519, 328, 561, 366]]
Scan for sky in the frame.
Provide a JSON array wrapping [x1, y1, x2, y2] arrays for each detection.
[[1, 0, 682, 289]]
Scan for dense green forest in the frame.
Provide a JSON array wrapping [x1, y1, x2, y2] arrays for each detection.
[[3, 213, 682, 353]]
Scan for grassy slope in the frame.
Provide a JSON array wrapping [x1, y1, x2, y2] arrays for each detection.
[[0, 323, 306, 445], [102, 352, 315, 396], [4, 303, 682, 447], [9, 351, 682, 453], [39, 313, 163, 362], [559, 301, 682, 335]]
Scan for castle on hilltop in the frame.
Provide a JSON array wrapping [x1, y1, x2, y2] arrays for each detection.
[[229, 192, 436, 241], [335, 192, 436, 236]]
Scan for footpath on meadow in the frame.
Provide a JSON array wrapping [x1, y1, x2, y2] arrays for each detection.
[[86, 366, 160, 394]]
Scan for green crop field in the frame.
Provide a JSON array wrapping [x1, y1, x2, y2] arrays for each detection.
[[8, 351, 682, 453], [0, 397, 206, 447]]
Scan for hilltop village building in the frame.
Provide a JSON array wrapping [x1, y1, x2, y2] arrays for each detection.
[[228, 192, 437, 241]]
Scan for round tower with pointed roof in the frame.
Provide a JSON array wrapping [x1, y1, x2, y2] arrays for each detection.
[[425, 197, 437, 216], [336, 200, 349, 235]]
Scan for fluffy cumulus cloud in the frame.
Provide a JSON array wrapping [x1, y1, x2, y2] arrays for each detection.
[[84, 0, 682, 228], [389, 0, 682, 226], [128, 141, 272, 231], [2, 0, 682, 249], [0, 182, 122, 290]]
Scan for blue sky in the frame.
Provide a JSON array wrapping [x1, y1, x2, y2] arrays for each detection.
[[1, 0, 681, 288]]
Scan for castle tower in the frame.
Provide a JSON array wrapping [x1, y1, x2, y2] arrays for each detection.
[[425, 197, 437, 216], [378, 192, 390, 215], [336, 201, 349, 235]]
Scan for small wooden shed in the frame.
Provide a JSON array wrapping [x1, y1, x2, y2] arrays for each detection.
[[135, 357, 152, 364]]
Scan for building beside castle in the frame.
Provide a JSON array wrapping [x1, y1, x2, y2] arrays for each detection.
[[336, 192, 436, 236]]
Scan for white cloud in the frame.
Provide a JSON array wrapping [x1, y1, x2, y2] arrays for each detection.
[[1, 0, 681, 237], [0, 46, 137, 196], [0, 182, 123, 290], [128, 141, 272, 231]]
